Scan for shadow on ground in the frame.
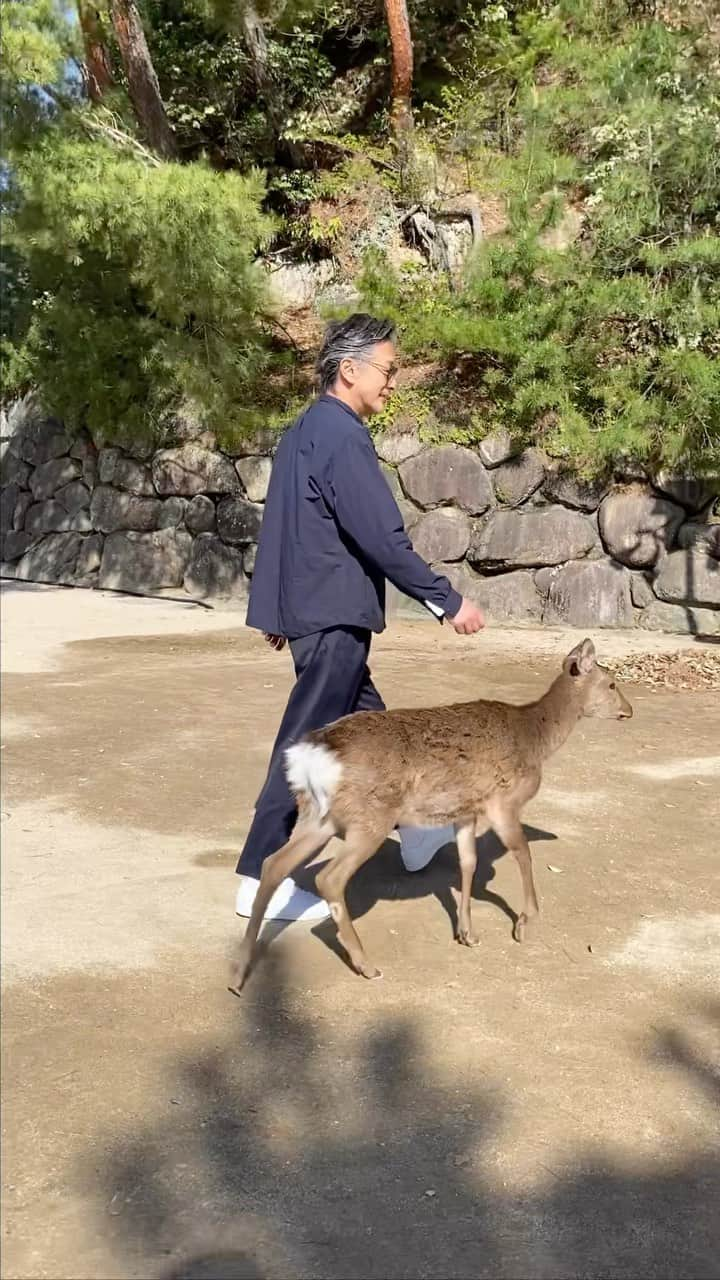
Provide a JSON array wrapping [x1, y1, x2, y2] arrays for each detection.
[[242, 825, 556, 975], [81, 950, 720, 1280]]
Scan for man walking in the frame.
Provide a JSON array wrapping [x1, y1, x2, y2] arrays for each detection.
[[236, 313, 485, 922]]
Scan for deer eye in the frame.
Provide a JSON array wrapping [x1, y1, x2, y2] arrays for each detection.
[[609, 681, 616, 690]]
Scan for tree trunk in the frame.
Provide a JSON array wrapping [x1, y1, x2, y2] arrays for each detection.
[[77, 2, 113, 103], [109, 0, 177, 159], [384, 0, 414, 141], [238, 2, 302, 165]]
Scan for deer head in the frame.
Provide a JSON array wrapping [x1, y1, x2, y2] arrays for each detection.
[[563, 638, 633, 720]]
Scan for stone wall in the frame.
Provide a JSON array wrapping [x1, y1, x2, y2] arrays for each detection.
[[1, 397, 718, 634]]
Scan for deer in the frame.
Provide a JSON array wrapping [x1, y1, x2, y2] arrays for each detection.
[[230, 638, 633, 992]]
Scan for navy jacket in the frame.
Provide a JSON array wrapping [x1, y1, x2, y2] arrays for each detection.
[[246, 395, 463, 638]]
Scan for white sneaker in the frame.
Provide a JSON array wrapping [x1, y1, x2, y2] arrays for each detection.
[[235, 875, 331, 922], [398, 825, 455, 872]]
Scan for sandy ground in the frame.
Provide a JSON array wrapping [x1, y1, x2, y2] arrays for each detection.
[[1, 582, 719, 1280]]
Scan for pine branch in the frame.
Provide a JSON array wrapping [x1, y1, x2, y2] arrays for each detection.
[[79, 113, 163, 166]]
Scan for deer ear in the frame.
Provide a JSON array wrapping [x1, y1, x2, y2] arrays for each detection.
[[565, 637, 596, 677]]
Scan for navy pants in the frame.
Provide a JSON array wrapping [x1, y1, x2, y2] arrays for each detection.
[[237, 627, 385, 877]]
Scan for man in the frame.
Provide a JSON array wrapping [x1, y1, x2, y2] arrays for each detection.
[[236, 313, 485, 922]]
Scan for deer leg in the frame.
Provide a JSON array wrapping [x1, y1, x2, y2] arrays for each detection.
[[486, 805, 539, 943], [315, 826, 386, 979], [455, 821, 480, 947], [230, 817, 334, 993]]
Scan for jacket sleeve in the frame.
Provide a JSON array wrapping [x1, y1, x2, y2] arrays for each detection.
[[328, 432, 464, 618]]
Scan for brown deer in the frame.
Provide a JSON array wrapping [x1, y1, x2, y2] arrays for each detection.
[[231, 638, 632, 991]]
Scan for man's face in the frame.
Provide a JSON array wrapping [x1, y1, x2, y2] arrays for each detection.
[[341, 340, 399, 417]]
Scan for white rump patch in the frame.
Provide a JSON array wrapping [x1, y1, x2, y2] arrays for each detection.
[[285, 742, 343, 818]]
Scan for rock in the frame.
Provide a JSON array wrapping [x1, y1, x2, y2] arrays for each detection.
[[158, 405, 212, 447], [69, 430, 95, 461], [678, 521, 720, 560], [533, 566, 555, 595], [243, 543, 257, 576], [98, 447, 120, 484], [638, 600, 719, 635], [99, 528, 192, 593], [470, 507, 598, 568], [542, 466, 607, 512], [439, 219, 473, 273], [13, 491, 33, 531], [17, 416, 70, 467], [77, 534, 103, 577], [538, 204, 584, 252], [82, 454, 98, 489], [217, 497, 263, 546], [399, 446, 494, 514], [399, 499, 422, 534], [381, 464, 403, 503], [57, 479, 91, 515], [185, 495, 216, 535], [1, 530, 35, 561], [236, 456, 272, 503], [25, 501, 69, 536], [614, 458, 649, 484], [375, 433, 424, 465], [267, 260, 336, 311], [98, 448, 155, 496], [24, 499, 62, 535], [29, 457, 81, 501], [114, 456, 155, 496], [598, 487, 684, 568], [491, 449, 545, 507], [158, 497, 188, 529], [0, 446, 30, 488], [91, 423, 155, 460], [1, 484, 20, 533], [152, 444, 240, 497], [228, 427, 278, 458], [478, 429, 515, 468], [15, 532, 83, 584], [413, 509, 471, 562], [543, 559, 634, 628], [630, 572, 656, 609], [90, 486, 161, 534], [68, 510, 93, 532], [436, 561, 542, 623], [652, 472, 718, 513], [653, 550, 720, 607], [184, 534, 247, 600]]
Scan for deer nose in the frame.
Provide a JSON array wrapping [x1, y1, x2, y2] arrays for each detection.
[[618, 705, 633, 719]]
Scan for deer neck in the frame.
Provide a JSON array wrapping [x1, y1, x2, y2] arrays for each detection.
[[521, 672, 585, 762]]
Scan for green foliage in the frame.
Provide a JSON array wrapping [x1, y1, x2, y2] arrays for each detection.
[[4, 134, 278, 439], [0, 0, 79, 151], [354, 2, 720, 475], [2, 0, 720, 473]]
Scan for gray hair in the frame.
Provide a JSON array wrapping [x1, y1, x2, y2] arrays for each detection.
[[316, 313, 396, 393]]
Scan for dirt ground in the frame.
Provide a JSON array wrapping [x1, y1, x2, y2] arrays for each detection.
[[2, 582, 719, 1280]]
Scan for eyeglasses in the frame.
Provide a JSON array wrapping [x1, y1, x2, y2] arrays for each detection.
[[359, 358, 399, 383]]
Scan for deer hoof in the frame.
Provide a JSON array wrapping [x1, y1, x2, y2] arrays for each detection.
[[358, 962, 383, 980], [513, 914, 528, 943], [458, 929, 480, 948]]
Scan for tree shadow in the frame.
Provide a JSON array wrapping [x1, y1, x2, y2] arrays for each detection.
[[78, 954, 720, 1280], [163, 1254, 263, 1280]]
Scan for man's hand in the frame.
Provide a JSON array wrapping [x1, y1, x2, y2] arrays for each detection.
[[447, 597, 485, 635], [264, 633, 286, 651]]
